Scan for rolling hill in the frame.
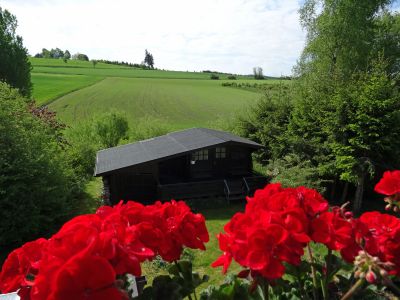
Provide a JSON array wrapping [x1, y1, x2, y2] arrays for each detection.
[[30, 58, 267, 129]]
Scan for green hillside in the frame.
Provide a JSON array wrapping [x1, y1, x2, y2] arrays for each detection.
[[49, 77, 260, 129], [32, 73, 103, 105], [29, 58, 270, 129]]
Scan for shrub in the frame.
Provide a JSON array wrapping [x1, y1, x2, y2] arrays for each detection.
[[227, 75, 237, 80], [0, 83, 83, 256], [210, 74, 219, 80], [66, 111, 129, 179]]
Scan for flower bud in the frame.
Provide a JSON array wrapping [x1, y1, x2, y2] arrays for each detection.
[[366, 270, 377, 284], [394, 206, 399, 213], [344, 211, 353, 219], [380, 269, 388, 277], [385, 204, 392, 211], [358, 250, 366, 256], [354, 270, 361, 278]]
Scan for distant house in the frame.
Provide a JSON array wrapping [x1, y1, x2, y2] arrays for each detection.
[[95, 128, 268, 204]]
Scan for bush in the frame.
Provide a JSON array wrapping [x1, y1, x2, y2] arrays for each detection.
[[65, 121, 100, 180], [94, 111, 129, 148], [210, 74, 219, 80], [72, 53, 89, 61], [0, 83, 83, 255], [227, 75, 237, 80], [66, 111, 129, 179]]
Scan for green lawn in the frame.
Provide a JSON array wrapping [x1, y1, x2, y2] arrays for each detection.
[[49, 77, 260, 129], [191, 205, 244, 288], [32, 73, 103, 105]]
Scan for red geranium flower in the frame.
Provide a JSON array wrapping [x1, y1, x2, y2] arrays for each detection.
[[374, 170, 400, 196], [2, 199, 209, 299], [311, 211, 353, 251], [213, 183, 319, 280], [48, 249, 125, 300], [0, 238, 47, 293]]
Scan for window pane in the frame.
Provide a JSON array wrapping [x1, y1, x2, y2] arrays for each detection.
[[192, 149, 209, 161], [216, 147, 226, 159]]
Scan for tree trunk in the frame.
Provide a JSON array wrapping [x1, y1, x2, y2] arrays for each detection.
[[353, 171, 366, 214], [341, 181, 349, 204], [330, 177, 338, 201]]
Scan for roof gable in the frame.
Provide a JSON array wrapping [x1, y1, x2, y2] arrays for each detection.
[[95, 128, 261, 176]]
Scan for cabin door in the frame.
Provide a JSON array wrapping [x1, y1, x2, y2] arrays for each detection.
[[212, 146, 228, 178], [189, 149, 213, 179]]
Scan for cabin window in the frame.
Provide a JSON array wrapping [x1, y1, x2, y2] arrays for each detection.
[[192, 149, 209, 161], [215, 147, 226, 159]]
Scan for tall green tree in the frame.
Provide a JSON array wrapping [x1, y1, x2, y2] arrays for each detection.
[[64, 49, 71, 60], [144, 49, 154, 69], [291, 0, 400, 210], [238, 87, 293, 163], [0, 7, 32, 97], [331, 58, 400, 211]]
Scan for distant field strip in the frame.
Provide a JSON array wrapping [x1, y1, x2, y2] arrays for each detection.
[[30, 58, 247, 80], [49, 77, 260, 128], [32, 73, 104, 105], [33, 66, 236, 80]]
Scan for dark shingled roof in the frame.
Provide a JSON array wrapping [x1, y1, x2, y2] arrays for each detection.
[[94, 127, 262, 176]]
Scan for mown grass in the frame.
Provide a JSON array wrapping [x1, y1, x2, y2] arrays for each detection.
[[49, 77, 260, 129], [32, 73, 103, 105], [191, 205, 244, 288]]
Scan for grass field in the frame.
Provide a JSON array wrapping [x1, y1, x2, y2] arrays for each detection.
[[49, 77, 261, 129], [32, 73, 104, 105], [31, 58, 265, 129]]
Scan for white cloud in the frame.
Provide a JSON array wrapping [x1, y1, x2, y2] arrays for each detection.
[[1, 0, 306, 75]]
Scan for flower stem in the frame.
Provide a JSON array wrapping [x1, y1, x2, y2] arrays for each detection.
[[296, 275, 311, 300], [307, 244, 318, 300], [174, 261, 193, 300], [259, 277, 269, 300], [340, 279, 364, 300], [322, 249, 332, 300]]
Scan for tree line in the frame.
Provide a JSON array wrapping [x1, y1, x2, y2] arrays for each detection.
[[34, 48, 89, 61], [239, 0, 400, 213]]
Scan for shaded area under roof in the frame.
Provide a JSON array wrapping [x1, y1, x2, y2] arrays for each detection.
[[94, 127, 262, 176]]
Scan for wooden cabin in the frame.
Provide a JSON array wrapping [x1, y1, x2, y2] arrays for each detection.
[[94, 128, 268, 205]]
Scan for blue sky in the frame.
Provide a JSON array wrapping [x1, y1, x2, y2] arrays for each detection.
[[2, 0, 308, 75]]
